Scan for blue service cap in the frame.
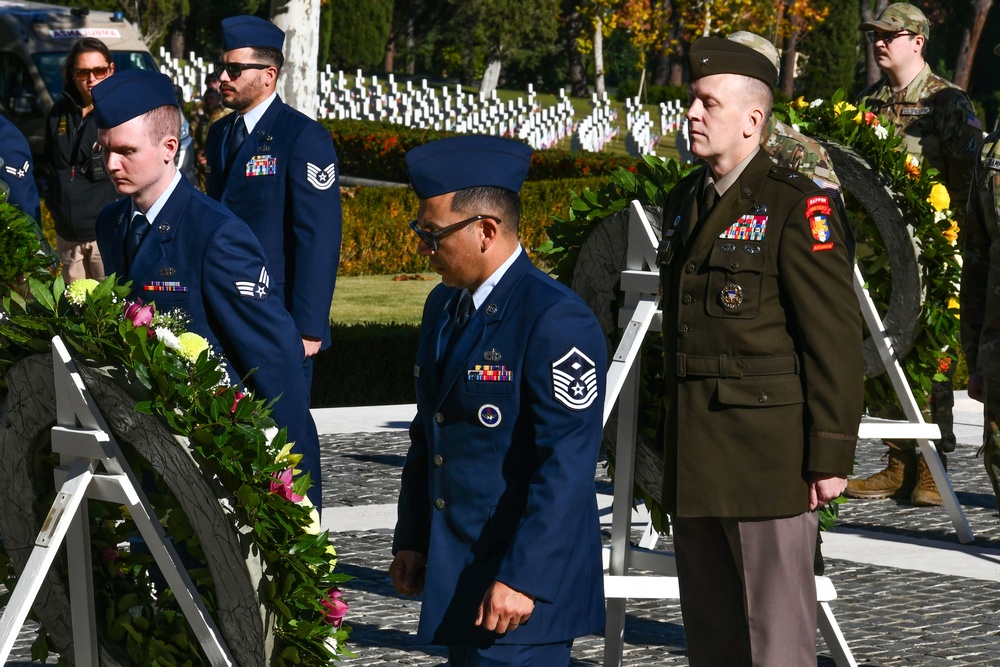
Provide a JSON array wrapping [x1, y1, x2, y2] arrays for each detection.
[[92, 68, 178, 130], [222, 15, 284, 51], [405, 135, 533, 199]]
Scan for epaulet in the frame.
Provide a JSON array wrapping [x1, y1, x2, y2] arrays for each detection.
[[766, 164, 822, 195]]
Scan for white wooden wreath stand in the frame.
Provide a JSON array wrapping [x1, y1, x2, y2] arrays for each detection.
[[601, 201, 970, 667], [0, 337, 235, 666]]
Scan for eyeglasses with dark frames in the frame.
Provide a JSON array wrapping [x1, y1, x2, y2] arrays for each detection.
[[408, 215, 500, 251], [865, 30, 917, 45], [73, 66, 111, 81], [214, 62, 270, 80]]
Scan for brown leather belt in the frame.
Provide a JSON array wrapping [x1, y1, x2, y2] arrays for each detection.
[[675, 353, 799, 378]]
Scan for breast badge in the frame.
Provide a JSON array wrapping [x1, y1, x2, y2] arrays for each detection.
[[720, 283, 744, 310], [478, 404, 501, 428], [468, 365, 511, 382], [551, 347, 598, 411], [720, 214, 767, 241], [246, 155, 277, 177]]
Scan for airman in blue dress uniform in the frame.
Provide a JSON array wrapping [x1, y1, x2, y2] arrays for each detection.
[[205, 16, 341, 385], [91, 68, 321, 507], [390, 136, 606, 666], [0, 114, 41, 222]]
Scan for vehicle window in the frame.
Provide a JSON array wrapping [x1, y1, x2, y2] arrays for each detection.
[[0, 52, 40, 116]]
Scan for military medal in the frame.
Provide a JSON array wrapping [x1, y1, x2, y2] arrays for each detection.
[[484, 348, 501, 361], [479, 404, 501, 427], [720, 283, 743, 310]]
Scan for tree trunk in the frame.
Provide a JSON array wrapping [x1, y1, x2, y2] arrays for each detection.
[[953, 0, 994, 92], [384, 29, 395, 73], [594, 14, 605, 98], [480, 55, 502, 99], [271, 0, 320, 119], [861, 0, 890, 85], [169, 16, 185, 60], [651, 50, 669, 87], [780, 33, 797, 98], [564, 0, 589, 97]]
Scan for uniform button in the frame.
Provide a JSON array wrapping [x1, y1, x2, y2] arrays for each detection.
[[681, 294, 693, 305], [434, 412, 445, 424], [684, 263, 696, 274], [678, 324, 689, 335], [730, 261, 740, 270], [434, 498, 446, 510], [433, 454, 444, 467], [758, 393, 769, 403]]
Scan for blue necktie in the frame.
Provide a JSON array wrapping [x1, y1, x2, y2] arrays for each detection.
[[125, 212, 148, 271], [226, 115, 247, 169]]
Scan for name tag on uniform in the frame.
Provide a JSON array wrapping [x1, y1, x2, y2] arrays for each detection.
[[468, 365, 512, 382], [246, 155, 277, 177], [901, 107, 932, 116], [985, 158, 1000, 171]]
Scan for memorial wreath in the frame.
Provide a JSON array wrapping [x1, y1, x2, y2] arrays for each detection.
[[0, 208, 351, 665], [543, 89, 961, 533]]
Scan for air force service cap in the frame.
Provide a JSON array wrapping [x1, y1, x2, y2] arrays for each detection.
[[222, 15, 285, 51], [91, 68, 178, 130], [405, 135, 533, 199], [688, 35, 779, 87]]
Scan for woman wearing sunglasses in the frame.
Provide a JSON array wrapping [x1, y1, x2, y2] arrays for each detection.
[[42, 37, 120, 283]]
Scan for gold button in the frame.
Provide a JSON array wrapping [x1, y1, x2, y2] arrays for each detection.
[[682, 294, 693, 305], [434, 498, 446, 510], [685, 263, 696, 274], [433, 454, 444, 467], [759, 393, 768, 403], [434, 412, 445, 424]]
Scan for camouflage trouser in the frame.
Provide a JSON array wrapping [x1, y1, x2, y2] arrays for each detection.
[[981, 379, 1000, 511]]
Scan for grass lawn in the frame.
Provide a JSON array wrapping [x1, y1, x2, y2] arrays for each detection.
[[330, 273, 440, 325]]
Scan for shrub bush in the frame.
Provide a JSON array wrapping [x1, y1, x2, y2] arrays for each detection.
[[312, 322, 421, 406], [615, 81, 686, 106], [339, 176, 608, 275], [324, 119, 637, 183]]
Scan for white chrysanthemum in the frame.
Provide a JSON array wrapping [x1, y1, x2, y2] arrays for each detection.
[[809, 98, 823, 108], [933, 210, 947, 223], [156, 327, 180, 350], [874, 124, 889, 141]]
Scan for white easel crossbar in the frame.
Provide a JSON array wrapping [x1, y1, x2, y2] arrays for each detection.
[[0, 337, 235, 667]]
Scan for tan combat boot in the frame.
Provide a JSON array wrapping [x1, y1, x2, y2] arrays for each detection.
[[911, 455, 943, 506], [845, 442, 917, 499]]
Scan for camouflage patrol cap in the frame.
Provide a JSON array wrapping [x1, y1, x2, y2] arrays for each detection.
[[858, 3, 929, 39], [727, 32, 780, 77], [689, 36, 778, 87]]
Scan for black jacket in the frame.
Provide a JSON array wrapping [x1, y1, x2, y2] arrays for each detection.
[[42, 92, 119, 242]]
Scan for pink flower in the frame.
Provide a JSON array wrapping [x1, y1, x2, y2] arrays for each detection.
[[269, 468, 304, 503], [230, 390, 247, 413], [101, 547, 119, 563], [124, 300, 155, 327], [320, 587, 349, 627]]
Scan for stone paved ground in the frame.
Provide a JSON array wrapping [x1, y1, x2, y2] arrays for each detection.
[[6, 434, 1000, 665]]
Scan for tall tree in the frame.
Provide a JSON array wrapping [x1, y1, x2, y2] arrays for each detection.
[[775, 0, 829, 98], [324, 0, 393, 71], [799, 0, 861, 100], [563, 0, 590, 96], [271, 0, 320, 118], [953, 0, 994, 90]]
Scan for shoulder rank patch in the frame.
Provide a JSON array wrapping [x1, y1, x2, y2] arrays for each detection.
[[306, 162, 337, 190], [551, 347, 598, 411], [5, 160, 29, 180], [720, 215, 767, 241], [235, 266, 270, 300]]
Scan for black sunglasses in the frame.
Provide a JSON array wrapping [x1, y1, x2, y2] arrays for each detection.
[[866, 30, 917, 45], [408, 215, 499, 251], [214, 62, 270, 79]]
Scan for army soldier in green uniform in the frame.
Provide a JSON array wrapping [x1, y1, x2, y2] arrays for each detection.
[[961, 42, 1000, 514], [847, 2, 981, 506], [659, 34, 862, 665]]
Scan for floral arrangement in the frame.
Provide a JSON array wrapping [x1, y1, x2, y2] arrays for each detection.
[[543, 89, 960, 533], [0, 208, 351, 664], [779, 90, 961, 411]]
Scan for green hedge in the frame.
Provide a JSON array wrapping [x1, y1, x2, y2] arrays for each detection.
[[312, 323, 420, 406], [324, 119, 638, 183], [339, 176, 608, 275]]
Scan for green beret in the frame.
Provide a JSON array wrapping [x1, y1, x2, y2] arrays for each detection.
[[688, 36, 778, 87]]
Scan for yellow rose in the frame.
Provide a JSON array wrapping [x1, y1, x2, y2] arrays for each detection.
[[64, 278, 99, 306], [928, 183, 951, 212], [833, 101, 856, 116], [948, 296, 960, 316], [792, 96, 808, 110], [176, 332, 210, 363], [852, 111, 863, 124], [942, 219, 959, 243]]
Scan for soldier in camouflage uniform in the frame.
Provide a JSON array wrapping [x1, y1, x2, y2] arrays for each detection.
[[960, 42, 1000, 514], [847, 3, 981, 507], [763, 116, 841, 194]]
